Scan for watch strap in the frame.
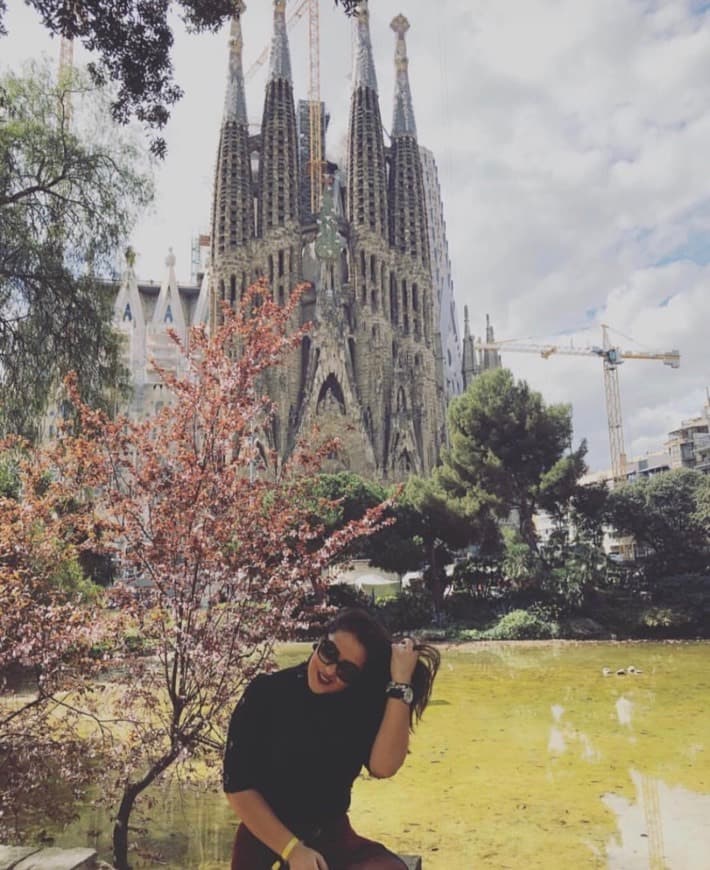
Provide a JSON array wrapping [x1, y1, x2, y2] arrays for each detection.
[[385, 680, 414, 704]]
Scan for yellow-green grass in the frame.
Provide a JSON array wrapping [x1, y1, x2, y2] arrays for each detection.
[[33, 641, 710, 868]]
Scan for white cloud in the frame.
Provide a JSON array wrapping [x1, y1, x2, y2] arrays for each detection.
[[2, 0, 708, 471]]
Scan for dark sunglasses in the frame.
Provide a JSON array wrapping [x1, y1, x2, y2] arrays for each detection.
[[313, 637, 362, 685]]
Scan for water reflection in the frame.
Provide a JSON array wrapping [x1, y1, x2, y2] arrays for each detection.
[[547, 702, 599, 761], [44, 641, 710, 870], [615, 696, 634, 728], [604, 769, 710, 870]]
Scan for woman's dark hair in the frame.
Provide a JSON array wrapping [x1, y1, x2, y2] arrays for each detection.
[[325, 607, 440, 728]]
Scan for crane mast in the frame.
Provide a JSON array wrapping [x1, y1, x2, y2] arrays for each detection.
[[601, 325, 626, 482], [307, 0, 323, 213], [474, 325, 680, 483]]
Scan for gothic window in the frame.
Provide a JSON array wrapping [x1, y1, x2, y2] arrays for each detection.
[[402, 280, 408, 311], [370, 255, 376, 283], [396, 386, 407, 412], [268, 255, 274, 282], [363, 407, 373, 440], [412, 283, 419, 312], [341, 250, 349, 284], [165, 304, 174, 324], [316, 373, 346, 416], [123, 303, 132, 322], [278, 249, 285, 278], [230, 275, 236, 304], [360, 250, 366, 278], [398, 449, 412, 474]]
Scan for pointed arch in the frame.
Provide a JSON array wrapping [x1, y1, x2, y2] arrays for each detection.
[[316, 373, 346, 415]]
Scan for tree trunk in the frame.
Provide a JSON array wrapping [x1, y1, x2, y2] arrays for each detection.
[[518, 504, 538, 552], [427, 537, 444, 619], [112, 748, 180, 870]]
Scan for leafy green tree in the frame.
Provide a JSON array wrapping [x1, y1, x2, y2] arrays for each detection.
[[401, 475, 477, 615], [440, 368, 588, 551], [605, 468, 709, 571], [303, 471, 417, 571], [304, 471, 481, 614], [0, 1, 359, 156], [0, 61, 153, 439], [0, 449, 20, 500]]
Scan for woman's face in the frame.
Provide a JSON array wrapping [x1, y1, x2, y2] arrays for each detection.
[[307, 629, 367, 694]]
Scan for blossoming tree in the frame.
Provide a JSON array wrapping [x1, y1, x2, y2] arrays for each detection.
[[1, 282, 386, 867]]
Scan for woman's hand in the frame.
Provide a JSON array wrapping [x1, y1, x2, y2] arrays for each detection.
[[390, 636, 418, 684], [287, 841, 328, 870]]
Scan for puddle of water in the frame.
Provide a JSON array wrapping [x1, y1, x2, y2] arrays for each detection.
[[604, 769, 710, 870], [47, 641, 710, 869]]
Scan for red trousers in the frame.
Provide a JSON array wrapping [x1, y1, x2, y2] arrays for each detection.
[[230, 814, 406, 869]]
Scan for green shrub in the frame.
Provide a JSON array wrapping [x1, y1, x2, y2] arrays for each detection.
[[637, 606, 696, 636], [375, 587, 433, 632], [485, 608, 559, 640], [123, 629, 148, 653]]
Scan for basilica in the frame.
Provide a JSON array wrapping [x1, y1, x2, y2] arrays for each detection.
[[101, 1, 497, 481]]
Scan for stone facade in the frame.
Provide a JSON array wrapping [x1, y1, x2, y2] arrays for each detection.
[[208, 1, 448, 481], [420, 146, 463, 401], [57, 2, 463, 481]]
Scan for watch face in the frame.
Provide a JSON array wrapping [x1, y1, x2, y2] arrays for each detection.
[[387, 682, 414, 704]]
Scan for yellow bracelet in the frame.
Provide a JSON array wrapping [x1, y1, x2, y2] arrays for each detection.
[[281, 836, 299, 860], [271, 835, 300, 869]]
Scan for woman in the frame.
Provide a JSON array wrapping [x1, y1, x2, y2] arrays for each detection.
[[223, 607, 440, 870]]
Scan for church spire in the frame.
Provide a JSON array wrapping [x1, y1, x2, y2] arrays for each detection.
[[224, 4, 247, 123], [461, 305, 476, 389], [211, 1, 253, 258], [352, 0, 378, 91], [347, 0, 388, 236], [257, 0, 299, 232], [390, 14, 417, 138], [388, 13, 429, 266], [268, 0, 292, 82]]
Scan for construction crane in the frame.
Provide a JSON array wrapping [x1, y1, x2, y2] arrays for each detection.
[[245, 0, 323, 213], [307, 0, 323, 213], [57, 33, 74, 124], [244, 0, 309, 82], [474, 324, 680, 482], [56, 0, 79, 124]]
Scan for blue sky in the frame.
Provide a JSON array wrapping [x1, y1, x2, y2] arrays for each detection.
[[3, 0, 709, 471]]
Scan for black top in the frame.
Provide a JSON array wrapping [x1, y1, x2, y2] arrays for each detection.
[[223, 663, 385, 828]]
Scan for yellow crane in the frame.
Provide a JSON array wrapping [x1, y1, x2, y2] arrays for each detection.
[[474, 325, 680, 482], [245, 0, 323, 213]]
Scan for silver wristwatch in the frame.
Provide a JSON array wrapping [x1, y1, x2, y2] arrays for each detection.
[[385, 680, 414, 705]]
